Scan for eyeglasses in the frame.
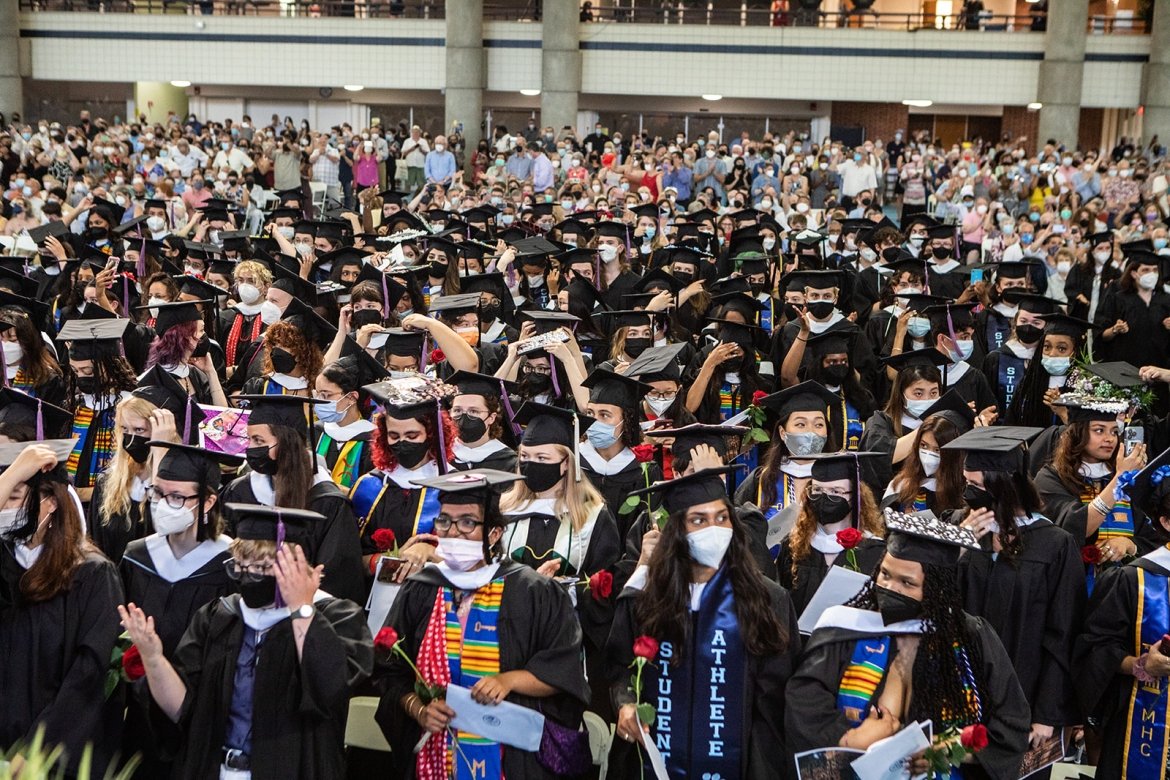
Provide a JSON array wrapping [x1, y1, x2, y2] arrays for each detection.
[[808, 485, 851, 499], [150, 486, 199, 509], [224, 559, 274, 582], [433, 514, 484, 535], [522, 365, 552, 376], [451, 409, 488, 420]]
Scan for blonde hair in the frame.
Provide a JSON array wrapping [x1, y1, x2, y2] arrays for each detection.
[[235, 260, 273, 288], [229, 538, 277, 560], [99, 395, 158, 526], [499, 444, 605, 532]]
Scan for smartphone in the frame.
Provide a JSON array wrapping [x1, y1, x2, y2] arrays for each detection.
[[969, 268, 984, 284], [375, 557, 406, 583], [105, 256, 119, 273], [1053, 224, 1066, 235], [1124, 425, 1144, 456]]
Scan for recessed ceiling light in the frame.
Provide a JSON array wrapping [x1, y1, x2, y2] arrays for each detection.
[[519, 89, 541, 96], [902, 99, 933, 108], [1027, 102, 1043, 110], [343, 85, 365, 92], [701, 94, 723, 101], [170, 80, 191, 88]]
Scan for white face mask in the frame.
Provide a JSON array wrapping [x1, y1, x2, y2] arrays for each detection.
[[259, 300, 283, 326], [1139, 271, 1159, 290], [295, 242, 314, 258], [686, 525, 733, 569], [437, 537, 486, 571], [276, 225, 296, 240], [904, 397, 935, 418], [237, 283, 262, 304], [147, 296, 168, 319], [0, 506, 28, 537], [1056, 260, 1072, 274], [526, 273, 545, 287], [646, 394, 676, 416], [918, 449, 940, 477], [762, 237, 776, 251], [151, 500, 196, 536], [2, 342, 23, 366], [598, 245, 619, 262], [146, 216, 167, 233]]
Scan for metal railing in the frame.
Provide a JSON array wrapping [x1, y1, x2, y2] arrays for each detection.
[[16, 0, 1152, 32]]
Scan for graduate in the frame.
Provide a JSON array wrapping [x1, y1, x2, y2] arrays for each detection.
[[373, 468, 591, 779], [972, 260, 1037, 354], [143, 300, 227, 407], [946, 426, 1085, 748], [119, 504, 374, 780], [0, 440, 125, 774], [1003, 313, 1092, 427], [919, 299, 997, 414], [980, 291, 1058, 415], [780, 326, 875, 451], [1074, 445, 1170, 780], [218, 259, 271, 374], [786, 508, 1030, 777], [605, 466, 801, 780], [448, 370, 520, 473], [312, 355, 382, 491], [221, 394, 366, 604], [118, 441, 241, 777], [881, 390, 973, 516]]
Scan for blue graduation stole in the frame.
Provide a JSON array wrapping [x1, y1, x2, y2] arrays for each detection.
[[348, 474, 440, 535], [984, 310, 1010, 353], [997, 353, 1028, 411], [262, 378, 287, 395], [1124, 567, 1170, 778], [761, 472, 798, 557], [759, 297, 774, 334], [837, 635, 892, 727], [652, 564, 746, 779]]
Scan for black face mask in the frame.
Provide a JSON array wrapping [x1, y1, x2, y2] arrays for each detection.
[[963, 484, 995, 510], [525, 372, 552, 395], [240, 575, 278, 608], [783, 302, 802, 322], [84, 226, 108, 241], [625, 337, 652, 358], [823, 363, 850, 385], [429, 261, 448, 277], [806, 301, 836, 320], [1015, 324, 1043, 344], [480, 302, 502, 322], [931, 245, 953, 261], [245, 445, 279, 475], [391, 440, 430, 469], [748, 281, 766, 295], [75, 375, 98, 395], [270, 347, 297, 375], [122, 433, 150, 464], [191, 335, 210, 358], [673, 269, 694, 284], [881, 246, 901, 263], [809, 493, 852, 525], [520, 460, 564, 493], [875, 585, 923, 625], [352, 309, 382, 329], [456, 414, 487, 443]]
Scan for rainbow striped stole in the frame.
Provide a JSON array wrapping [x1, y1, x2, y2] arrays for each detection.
[[9, 369, 33, 395], [1081, 477, 1135, 539], [443, 579, 505, 779], [316, 434, 364, 490], [837, 636, 891, 727], [718, 382, 737, 421], [67, 405, 115, 486]]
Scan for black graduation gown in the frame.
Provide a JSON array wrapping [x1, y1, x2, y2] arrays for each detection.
[[373, 562, 591, 779], [217, 308, 264, 368], [928, 265, 969, 299], [581, 455, 663, 527], [451, 445, 518, 473], [599, 270, 642, 311], [770, 319, 880, 390], [956, 518, 1084, 728], [980, 349, 1031, 414], [942, 361, 998, 413], [87, 475, 150, 564], [352, 471, 435, 558], [858, 410, 904, 491], [785, 610, 1031, 780], [1093, 287, 1170, 368], [1073, 556, 1170, 780], [604, 576, 803, 780], [775, 535, 886, 614], [1064, 261, 1120, 324], [220, 476, 366, 605], [1033, 465, 1099, 543], [0, 548, 125, 775], [160, 593, 373, 780]]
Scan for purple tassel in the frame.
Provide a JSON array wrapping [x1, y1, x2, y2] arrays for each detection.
[[435, 398, 447, 475], [549, 352, 561, 398], [183, 398, 193, 443], [35, 400, 43, 441], [419, 334, 429, 373], [122, 274, 131, 317], [380, 273, 391, 319], [274, 512, 286, 608], [499, 380, 521, 436], [138, 235, 147, 279]]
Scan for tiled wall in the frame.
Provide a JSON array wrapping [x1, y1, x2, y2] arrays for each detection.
[[18, 13, 1149, 109]]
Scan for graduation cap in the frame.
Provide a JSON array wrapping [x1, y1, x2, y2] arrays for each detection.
[[113, 214, 150, 237], [783, 269, 846, 292], [379, 328, 427, 357], [226, 503, 321, 549], [280, 298, 338, 349], [199, 198, 237, 223], [176, 275, 224, 301], [58, 318, 133, 360], [336, 339, 392, 384], [235, 394, 322, 439], [0, 288, 49, 325], [553, 218, 592, 241], [757, 381, 840, 425], [356, 264, 410, 318], [1086, 231, 1115, 248], [449, 369, 519, 400], [581, 367, 651, 408], [883, 507, 980, 568], [460, 205, 500, 225], [0, 439, 75, 483], [806, 326, 858, 358], [622, 343, 686, 383], [1122, 444, 1170, 518], [925, 223, 958, 241], [152, 440, 243, 487], [920, 389, 976, 432], [410, 468, 523, 506], [0, 388, 71, 439], [0, 266, 42, 302], [1051, 397, 1129, 424], [593, 309, 655, 333], [517, 309, 580, 335], [428, 293, 482, 319], [557, 246, 600, 270], [362, 378, 451, 423], [134, 364, 208, 443], [1001, 290, 1059, 315], [514, 401, 595, 447], [645, 422, 749, 462], [592, 221, 630, 241], [920, 301, 978, 333], [942, 425, 1043, 473], [633, 268, 686, 296], [1085, 361, 1144, 389], [986, 259, 1042, 280], [268, 206, 303, 223], [1043, 313, 1093, 339], [26, 220, 70, 245], [461, 271, 512, 304], [628, 466, 741, 515], [880, 348, 950, 373], [901, 213, 939, 231], [510, 236, 562, 262], [142, 300, 206, 336], [686, 208, 719, 227], [271, 264, 318, 303]]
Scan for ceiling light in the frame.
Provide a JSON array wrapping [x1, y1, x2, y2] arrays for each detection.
[[701, 94, 723, 101], [1027, 101, 1043, 110], [343, 84, 365, 92], [519, 89, 541, 96], [170, 80, 191, 88], [902, 99, 933, 108]]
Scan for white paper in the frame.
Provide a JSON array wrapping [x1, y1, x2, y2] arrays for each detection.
[[765, 503, 800, 549], [364, 559, 402, 636], [640, 728, 670, 780], [850, 721, 931, 780], [446, 684, 546, 752], [798, 566, 871, 634]]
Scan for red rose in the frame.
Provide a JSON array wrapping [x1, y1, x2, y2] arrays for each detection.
[[836, 528, 863, 550], [374, 627, 400, 654], [632, 443, 655, 463], [372, 528, 396, 552], [1082, 545, 1102, 565], [589, 570, 614, 601], [122, 645, 145, 681], [751, 390, 768, 406], [959, 723, 989, 752], [429, 348, 445, 364], [633, 635, 660, 661]]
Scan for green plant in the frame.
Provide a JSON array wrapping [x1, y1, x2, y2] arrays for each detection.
[[0, 726, 140, 780]]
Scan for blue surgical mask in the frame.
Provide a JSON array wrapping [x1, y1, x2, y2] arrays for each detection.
[[315, 398, 351, 424], [585, 421, 620, 450], [643, 226, 656, 240], [948, 339, 974, 362], [1041, 356, 1071, 376], [904, 397, 935, 418], [1020, 233, 1034, 245], [1156, 238, 1169, 251], [907, 317, 931, 338]]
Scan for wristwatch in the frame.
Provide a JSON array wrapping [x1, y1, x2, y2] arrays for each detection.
[[293, 604, 316, 620]]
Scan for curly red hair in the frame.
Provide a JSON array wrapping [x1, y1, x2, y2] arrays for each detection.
[[261, 321, 323, 381], [371, 407, 458, 471]]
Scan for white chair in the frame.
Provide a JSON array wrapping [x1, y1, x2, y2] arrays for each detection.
[[344, 696, 392, 752], [582, 710, 612, 779], [308, 181, 328, 218]]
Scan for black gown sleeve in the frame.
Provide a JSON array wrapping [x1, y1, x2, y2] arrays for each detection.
[[970, 617, 1031, 780], [1031, 528, 1085, 727], [783, 632, 855, 752], [1073, 565, 1136, 725], [291, 597, 375, 719], [1033, 465, 1090, 542]]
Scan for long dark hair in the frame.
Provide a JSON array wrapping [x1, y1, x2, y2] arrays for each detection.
[[635, 499, 789, 662], [882, 365, 942, 437], [978, 469, 1043, 561], [1050, 419, 1115, 493], [17, 471, 94, 602], [1006, 336, 1083, 427], [1, 307, 61, 387], [758, 412, 840, 508], [847, 560, 986, 729], [271, 425, 315, 510], [891, 416, 964, 512]]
